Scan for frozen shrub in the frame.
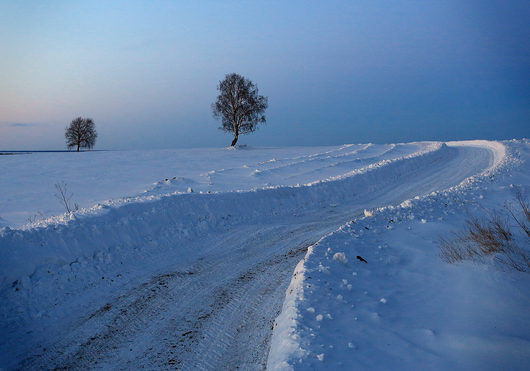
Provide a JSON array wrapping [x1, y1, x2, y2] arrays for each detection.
[[439, 191, 530, 272]]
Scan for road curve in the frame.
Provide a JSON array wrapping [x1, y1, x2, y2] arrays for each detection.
[[16, 142, 499, 370]]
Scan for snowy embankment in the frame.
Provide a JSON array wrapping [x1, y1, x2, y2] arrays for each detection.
[[0, 142, 445, 290], [267, 140, 530, 370], [0, 143, 416, 228], [0, 140, 521, 369]]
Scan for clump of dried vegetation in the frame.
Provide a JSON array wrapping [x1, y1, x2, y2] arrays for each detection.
[[439, 190, 530, 272]]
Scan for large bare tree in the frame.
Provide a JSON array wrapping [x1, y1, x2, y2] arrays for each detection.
[[212, 73, 268, 147], [65, 117, 97, 152]]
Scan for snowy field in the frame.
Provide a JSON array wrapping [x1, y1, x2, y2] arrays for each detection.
[[268, 140, 530, 370], [1, 140, 529, 370], [1, 144, 379, 228]]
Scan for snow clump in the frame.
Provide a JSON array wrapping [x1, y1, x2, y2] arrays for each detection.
[[333, 252, 348, 263]]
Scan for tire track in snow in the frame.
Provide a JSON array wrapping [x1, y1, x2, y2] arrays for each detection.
[[7, 142, 499, 370], [198, 144, 361, 188], [250, 143, 387, 179], [22, 224, 336, 370]]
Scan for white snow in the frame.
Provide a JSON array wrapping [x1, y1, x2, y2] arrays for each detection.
[[1, 140, 528, 370], [1, 143, 442, 229], [332, 252, 348, 263], [267, 139, 530, 370]]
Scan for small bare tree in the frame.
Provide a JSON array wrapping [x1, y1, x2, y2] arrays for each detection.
[[65, 117, 97, 152], [55, 181, 78, 213], [212, 73, 268, 147]]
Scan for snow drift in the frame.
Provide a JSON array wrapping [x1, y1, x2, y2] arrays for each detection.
[[0, 142, 451, 290], [267, 140, 530, 370], [1, 140, 519, 370]]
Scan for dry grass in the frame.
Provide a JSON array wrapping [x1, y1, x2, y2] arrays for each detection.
[[439, 190, 530, 272]]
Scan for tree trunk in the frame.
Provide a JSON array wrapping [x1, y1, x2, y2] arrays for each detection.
[[231, 125, 239, 147], [77, 143, 80, 152]]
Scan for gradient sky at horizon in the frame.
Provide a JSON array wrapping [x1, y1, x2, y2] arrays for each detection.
[[1, 0, 529, 150]]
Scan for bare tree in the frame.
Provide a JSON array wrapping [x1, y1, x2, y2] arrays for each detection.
[[65, 117, 97, 152], [54, 181, 78, 213], [212, 73, 268, 147]]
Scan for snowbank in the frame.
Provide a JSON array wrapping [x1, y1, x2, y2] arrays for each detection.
[[1, 140, 516, 369], [267, 140, 530, 370], [0, 142, 448, 290]]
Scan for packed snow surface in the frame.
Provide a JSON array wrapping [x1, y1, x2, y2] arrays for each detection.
[[268, 140, 530, 370], [1, 143, 425, 228], [1, 140, 528, 370]]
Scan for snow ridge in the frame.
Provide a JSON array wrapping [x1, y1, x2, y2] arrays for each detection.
[[0, 142, 447, 290], [266, 140, 525, 370], [1, 140, 513, 369]]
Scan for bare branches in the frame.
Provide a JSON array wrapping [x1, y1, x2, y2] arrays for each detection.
[[27, 211, 45, 224], [212, 73, 268, 146], [54, 182, 79, 214], [65, 117, 97, 152], [505, 189, 530, 238], [439, 193, 530, 272]]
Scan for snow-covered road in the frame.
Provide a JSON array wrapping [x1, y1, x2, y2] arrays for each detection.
[[268, 141, 529, 370], [0, 141, 505, 369]]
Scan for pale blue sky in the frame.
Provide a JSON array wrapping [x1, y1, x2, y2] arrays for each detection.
[[0, 0, 528, 150]]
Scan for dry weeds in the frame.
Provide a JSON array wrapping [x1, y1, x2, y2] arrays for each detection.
[[439, 190, 530, 272]]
